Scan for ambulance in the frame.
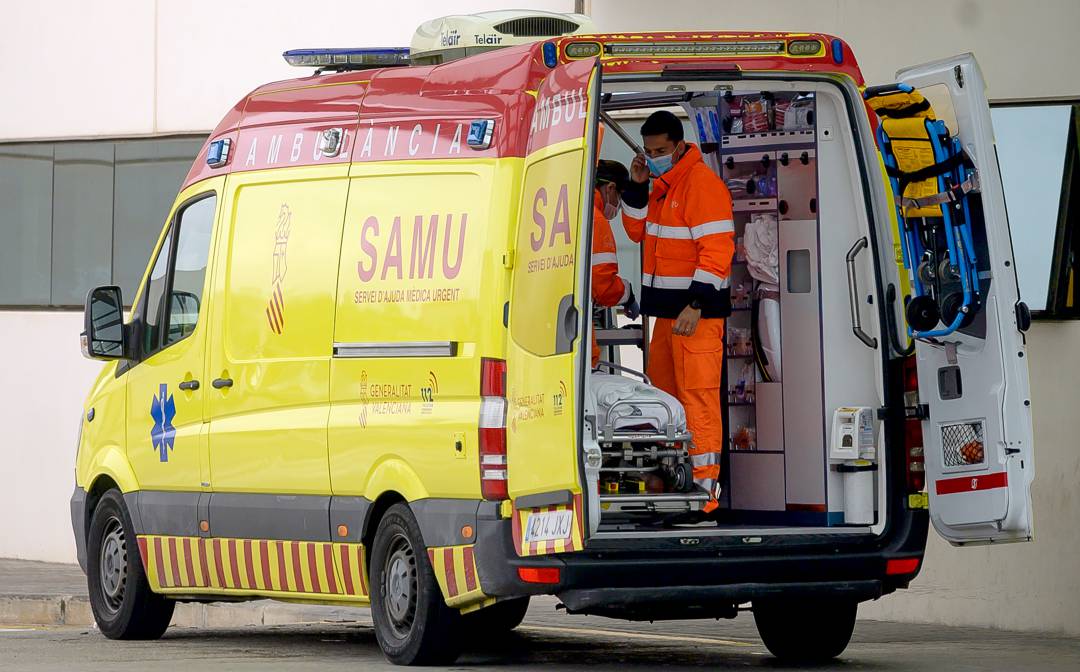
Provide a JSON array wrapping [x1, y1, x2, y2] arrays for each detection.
[[72, 10, 1035, 665]]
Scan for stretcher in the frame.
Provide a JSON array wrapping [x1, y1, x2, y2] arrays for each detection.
[[864, 83, 983, 339], [591, 363, 710, 515]]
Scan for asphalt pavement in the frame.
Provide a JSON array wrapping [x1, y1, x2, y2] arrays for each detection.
[[1, 559, 1078, 671], [3, 597, 1080, 671]]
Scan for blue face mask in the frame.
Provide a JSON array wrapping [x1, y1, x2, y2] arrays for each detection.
[[647, 151, 674, 177]]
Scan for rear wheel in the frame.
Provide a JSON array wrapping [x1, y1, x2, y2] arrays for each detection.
[[369, 503, 461, 665], [463, 597, 530, 633], [86, 490, 174, 639], [753, 598, 856, 662]]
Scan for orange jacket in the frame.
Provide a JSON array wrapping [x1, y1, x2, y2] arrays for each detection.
[[591, 190, 629, 307], [621, 144, 735, 318]]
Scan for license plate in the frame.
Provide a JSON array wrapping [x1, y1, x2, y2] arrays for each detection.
[[523, 509, 573, 543]]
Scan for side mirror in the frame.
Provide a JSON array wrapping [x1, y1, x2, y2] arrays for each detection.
[[82, 286, 128, 360]]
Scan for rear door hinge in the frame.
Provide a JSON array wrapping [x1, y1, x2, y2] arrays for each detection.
[[906, 403, 930, 420]]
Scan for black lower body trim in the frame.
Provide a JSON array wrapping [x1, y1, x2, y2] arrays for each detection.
[[559, 580, 882, 619], [70, 486, 88, 573]]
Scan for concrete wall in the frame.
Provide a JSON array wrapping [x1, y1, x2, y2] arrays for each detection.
[[589, 0, 1080, 102], [1, 0, 572, 141], [0, 312, 102, 563], [862, 321, 1080, 636]]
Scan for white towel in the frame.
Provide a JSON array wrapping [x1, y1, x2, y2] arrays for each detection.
[[591, 372, 687, 434]]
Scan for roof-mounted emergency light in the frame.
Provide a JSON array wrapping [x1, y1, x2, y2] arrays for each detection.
[[605, 41, 786, 57], [283, 47, 411, 71]]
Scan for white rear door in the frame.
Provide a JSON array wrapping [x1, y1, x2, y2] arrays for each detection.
[[894, 54, 1034, 545]]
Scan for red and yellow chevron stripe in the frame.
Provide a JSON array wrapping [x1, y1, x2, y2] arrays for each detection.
[[425, 544, 490, 611], [510, 492, 585, 557], [137, 536, 368, 601]]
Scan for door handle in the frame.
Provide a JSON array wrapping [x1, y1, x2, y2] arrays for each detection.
[[554, 294, 578, 355], [178, 379, 200, 391], [212, 377, 234, 389], [845, 237, 878, 350]]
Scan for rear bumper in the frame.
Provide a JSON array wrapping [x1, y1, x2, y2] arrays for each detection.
[[474, 507, 928, 613]]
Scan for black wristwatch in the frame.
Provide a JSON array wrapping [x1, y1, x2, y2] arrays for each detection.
[[689, 298, 703, 310]]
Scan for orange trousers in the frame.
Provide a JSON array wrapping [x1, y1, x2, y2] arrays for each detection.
[[647, 317, 724, 512]]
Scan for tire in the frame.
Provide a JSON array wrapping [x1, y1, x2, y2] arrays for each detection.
[[369, 503, 462, 665], [753, 598, 856, 662], [463, 597, 529, 633], [86, 490, 175, 639]]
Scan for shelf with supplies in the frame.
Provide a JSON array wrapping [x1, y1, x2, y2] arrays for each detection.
[[721, 129, 815, 152]]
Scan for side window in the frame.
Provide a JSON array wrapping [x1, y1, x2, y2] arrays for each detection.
[[142, 227, 174, 354], [165, 196, 216, 346], [140, 193, 217, 357]]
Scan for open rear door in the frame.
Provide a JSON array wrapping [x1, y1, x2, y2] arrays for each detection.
[[505, 57, 600, 556], [892, 54, 1035, 545]]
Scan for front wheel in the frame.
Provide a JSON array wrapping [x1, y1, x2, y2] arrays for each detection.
[[86, 490, 175, 639], [753, 598, 856, 662], [369, 503, 462, 665]]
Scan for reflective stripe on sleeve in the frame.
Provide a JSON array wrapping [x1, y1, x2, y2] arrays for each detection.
[[692, 268, 731, 289], [642, 273, 693, 290], [645, 221, 692, 240], [591, 252, 619, 266], [689, 219, 735, 239], [621, 202, 647, 219]]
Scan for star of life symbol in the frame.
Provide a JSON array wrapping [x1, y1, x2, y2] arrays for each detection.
[[150, 383, 176, 463]]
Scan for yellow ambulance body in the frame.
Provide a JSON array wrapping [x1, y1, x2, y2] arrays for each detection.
[[72, 32, 1036, 666]]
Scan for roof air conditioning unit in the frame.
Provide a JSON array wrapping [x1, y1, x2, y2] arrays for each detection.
[[410, 10, 596, 65]]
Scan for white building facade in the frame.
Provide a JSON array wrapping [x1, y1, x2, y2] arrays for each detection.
[[2, 0, 1077, 635]]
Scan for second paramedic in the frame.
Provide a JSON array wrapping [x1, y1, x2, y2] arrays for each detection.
[[621, 110, 735, 513], [591, 159, 640, 368]]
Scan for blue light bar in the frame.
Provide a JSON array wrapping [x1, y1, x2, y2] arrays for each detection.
[[283, 48, 411, 70]]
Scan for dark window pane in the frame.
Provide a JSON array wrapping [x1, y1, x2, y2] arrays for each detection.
[[990, 105, 1072, 312], [113, 137, 206, 300], [143, 228, 173, 355], [52, 142, 115, 306], [0, 144, 53, 304], [165, 195, 216, 346]]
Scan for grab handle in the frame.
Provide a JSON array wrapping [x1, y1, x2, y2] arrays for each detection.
[[845, 237, 878, 350]]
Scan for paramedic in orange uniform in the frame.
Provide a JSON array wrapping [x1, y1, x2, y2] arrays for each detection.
[[591, 160, 639, 368], [621, 110, 735, 513]]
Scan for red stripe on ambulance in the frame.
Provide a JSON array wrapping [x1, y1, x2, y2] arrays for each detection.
[[935, 471, 1008, 495]]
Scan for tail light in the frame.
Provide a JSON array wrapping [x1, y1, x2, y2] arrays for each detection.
[[886, 557, 921, 576], [479, 358, 508, 501], [518, 566, 561, 584], [903, 357, 926, 493]]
